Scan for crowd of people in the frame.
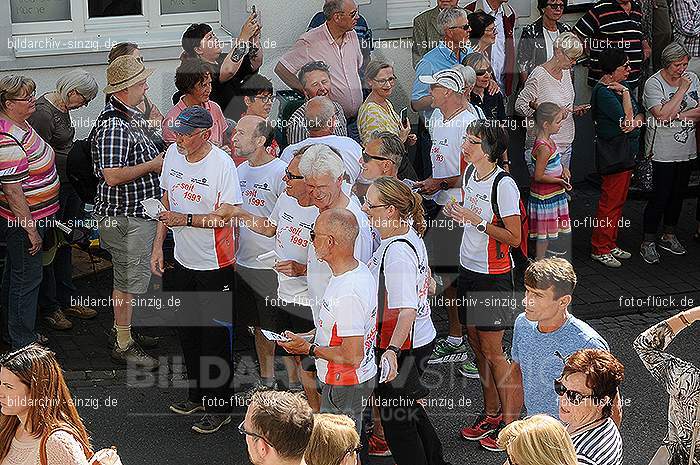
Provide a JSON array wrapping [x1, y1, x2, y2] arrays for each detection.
[[0, 0, 699, 463]]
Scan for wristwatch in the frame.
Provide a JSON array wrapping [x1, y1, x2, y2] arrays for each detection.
[[439, 180, 450, 191], [475, 219, 488, 233], [386, 345, 401, 357], [186, 214, 193, 227], [308, 343, 318, 357]]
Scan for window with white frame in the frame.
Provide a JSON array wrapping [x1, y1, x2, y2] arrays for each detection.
[[9, 0, 221, 55], [386, 0, 432, 29]]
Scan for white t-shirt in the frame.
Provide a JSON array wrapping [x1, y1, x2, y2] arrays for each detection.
[[368, 228, 436, 350], [307, 197, 375, 313], [543, 28, 560, 62], [280, 134, 363, 184], [269, 193, 320, 305], [484, 1, 507, 89], [428, 107, 479, 205], [160, 144, 243, 271], [315, 262, 378, 386], [460, 166, 520, 274], [236, 158, 288, 268]]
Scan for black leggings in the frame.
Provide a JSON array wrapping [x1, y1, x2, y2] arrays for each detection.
[[643, 160, 692, 239]]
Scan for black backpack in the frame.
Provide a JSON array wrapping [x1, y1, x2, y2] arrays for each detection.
[[67, 110, 130, 203], [464, 165, 531, 291]]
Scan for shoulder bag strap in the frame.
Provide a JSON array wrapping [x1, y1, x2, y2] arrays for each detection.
[[690, 393, 700, 465], [377, 238, 420, 349], [491, 171, 510, 260], [0, 131, 28, 155]]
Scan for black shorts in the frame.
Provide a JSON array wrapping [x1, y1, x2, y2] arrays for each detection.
[[457, 266, 515, 331], [423, 207, 462, 283], [234, 266, 277, 328]]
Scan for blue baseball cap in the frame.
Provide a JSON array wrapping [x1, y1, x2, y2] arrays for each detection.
[[171, 106, 213, 134]]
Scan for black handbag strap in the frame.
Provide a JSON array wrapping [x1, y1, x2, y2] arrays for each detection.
[[377, 238, 419, 351]]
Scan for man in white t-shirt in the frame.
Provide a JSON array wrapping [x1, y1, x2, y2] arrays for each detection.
[[213, 147, 320, 409], [279, 208, 377, 433], [280, 96, 363, 185], [414, 67, 482, 370], [232, 115, 288, 389], [150, 106, 243, 434], [297, 144, 375, 317]]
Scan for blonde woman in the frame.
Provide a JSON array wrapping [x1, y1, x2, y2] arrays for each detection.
[[361, 176, 448, 465], [498, 415, 578, 465], [0, 344, 119, 465], [358, 60, 416, 146], [304, 414, 360, 465]]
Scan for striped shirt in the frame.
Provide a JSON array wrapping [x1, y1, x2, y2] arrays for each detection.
[[571, 418, 623, 465], [286, 100, 347, 146], [574, 0, 645, 88], [0, 119, 60, 221]]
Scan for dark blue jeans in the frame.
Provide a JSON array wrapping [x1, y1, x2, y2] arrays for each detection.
[[39, 183, 83, 312], [0, 217, 50, 349]]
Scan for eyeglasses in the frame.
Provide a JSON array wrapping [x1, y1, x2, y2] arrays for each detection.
[[310, 229, 333, 242], [475, 68, 492, 77], [554, 378, 596, 405], [238, 420, 274, 448], [344, 9, 359, 17], [285, 168, 304, 180], [372, 76, 397, 86], [254, 95, 275, 104], [449, 24, 471, 31], [363, 198, 389, 209], [546, 3, 565, 8], [8, 91, 36, 102], [336, 444, 362, 465], [362, 151, 395, 164], [74, 90, 89, 108]]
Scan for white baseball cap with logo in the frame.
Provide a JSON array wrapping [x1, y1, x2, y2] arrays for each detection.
[[419, 68, 465, 94]]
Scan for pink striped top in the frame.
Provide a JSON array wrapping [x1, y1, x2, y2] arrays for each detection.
[[0, 118, 60, 220]]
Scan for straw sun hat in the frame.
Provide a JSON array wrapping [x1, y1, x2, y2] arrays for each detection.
[[103, 55, 155, 94]]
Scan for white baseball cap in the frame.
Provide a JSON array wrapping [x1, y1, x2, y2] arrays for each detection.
[[419, 68, 465, 94]]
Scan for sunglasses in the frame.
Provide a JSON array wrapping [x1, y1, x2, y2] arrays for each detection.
[[285, 168, 304, 180], [475, 68, 492, 77], [449, 24, 471, 31], [554, 378, 596, 405], [362, 151, 394, 163], [547, 3, 565, 8]]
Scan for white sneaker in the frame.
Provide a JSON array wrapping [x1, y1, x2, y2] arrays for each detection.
[[610, 248, 632, 260], [591, 253, 621, 268]]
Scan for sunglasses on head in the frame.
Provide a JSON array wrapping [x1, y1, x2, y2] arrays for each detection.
[[554, 378, 596, 405]]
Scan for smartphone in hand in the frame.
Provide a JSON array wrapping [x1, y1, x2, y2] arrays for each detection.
[[400, 106, 408, 124]]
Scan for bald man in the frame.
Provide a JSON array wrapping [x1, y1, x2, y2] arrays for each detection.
[[280, 96, 362, 185], [232, 114, 288, 389], [279, 208, 378, 434]]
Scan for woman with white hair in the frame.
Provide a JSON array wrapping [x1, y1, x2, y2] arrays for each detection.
[[640, 42, 700, 264], [27, 69, 99, 331], [516, 31, 587, 177]]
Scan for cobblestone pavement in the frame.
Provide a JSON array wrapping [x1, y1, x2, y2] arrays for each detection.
[[24, 181, 700, 464]]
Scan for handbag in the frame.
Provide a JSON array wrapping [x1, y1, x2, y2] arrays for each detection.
[[633, 126, 656, 192], [591, 85, 637, 175], [648, 388, 700, 465]]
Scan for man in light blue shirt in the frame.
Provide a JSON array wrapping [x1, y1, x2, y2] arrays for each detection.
[[483, 258, 621, 453], [411, 7, 472, 121]]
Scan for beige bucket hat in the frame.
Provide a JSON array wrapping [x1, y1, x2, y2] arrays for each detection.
[[103, 55, 155, 94]]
